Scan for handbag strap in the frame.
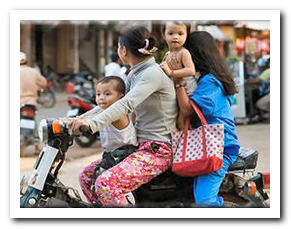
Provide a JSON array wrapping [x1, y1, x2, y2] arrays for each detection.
[[181, 101, 208, 159], [189, 100, 207, 159], [189, 100, 207, 125], [182, 118, 190, 157], [182, 100, 207, 134]]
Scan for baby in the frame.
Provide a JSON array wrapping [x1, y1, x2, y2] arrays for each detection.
[[160, 21, 197, 130]]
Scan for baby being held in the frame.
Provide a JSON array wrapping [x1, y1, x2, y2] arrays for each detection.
[[160, 21, 197, 95], [160, 21, 197, 130]]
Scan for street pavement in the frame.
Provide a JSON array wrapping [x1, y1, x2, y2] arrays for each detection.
[[20, 92, 271, 203]]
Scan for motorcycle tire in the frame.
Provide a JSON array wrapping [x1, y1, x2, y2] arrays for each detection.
[[75, 133, 96, 148], [38, 91, 56, 108], [221, 193, 250, 207]]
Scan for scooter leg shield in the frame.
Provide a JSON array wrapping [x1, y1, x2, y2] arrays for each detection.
[[28, 145, 59, 191]]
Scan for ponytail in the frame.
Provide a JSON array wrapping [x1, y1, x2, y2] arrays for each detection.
[[119, 26, 158, 57], [138, 37, 158, 55]]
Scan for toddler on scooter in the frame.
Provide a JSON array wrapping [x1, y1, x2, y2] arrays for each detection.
[[75, 76, 138, 204]]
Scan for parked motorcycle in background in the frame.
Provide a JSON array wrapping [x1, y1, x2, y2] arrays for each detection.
[[20, 104, 39, 157], [37, 80, 56, 108], [73, 72, 96, 99], [66, 71, 99, 147], [20, 118, 270, 208], [37, 66, 58, 108], [66, 95, 99, 147]]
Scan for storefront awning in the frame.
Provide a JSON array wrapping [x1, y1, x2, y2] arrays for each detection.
[[197, 25, 230, 41], [234, 21, 270, 31]]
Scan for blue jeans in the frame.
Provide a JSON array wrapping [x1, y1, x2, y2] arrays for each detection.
[[193, 154, 238, 207]]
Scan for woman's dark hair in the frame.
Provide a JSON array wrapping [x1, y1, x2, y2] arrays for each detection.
[[184, 31, 237, 95], [119, 26, 156, 57], [97, 76, 126, 95]]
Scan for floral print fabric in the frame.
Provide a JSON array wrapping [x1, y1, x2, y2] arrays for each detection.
[[79, 140, 172, 207]]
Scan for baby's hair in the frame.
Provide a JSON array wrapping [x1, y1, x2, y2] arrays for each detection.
[[161, 21, 191, 37], [119, 26, 156, 57], [97, 76, 126, 95]]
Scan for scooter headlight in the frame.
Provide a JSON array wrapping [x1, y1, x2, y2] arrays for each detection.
[[38, 119, 48, 143]]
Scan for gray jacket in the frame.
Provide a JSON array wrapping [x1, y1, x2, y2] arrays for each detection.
[[83, 57, 178, 144]]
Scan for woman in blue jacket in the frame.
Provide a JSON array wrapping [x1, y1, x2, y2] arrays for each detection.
[[174, 31, 240, 207]]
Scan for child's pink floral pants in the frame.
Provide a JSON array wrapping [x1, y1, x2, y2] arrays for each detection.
[[79, 140, 172, 207]]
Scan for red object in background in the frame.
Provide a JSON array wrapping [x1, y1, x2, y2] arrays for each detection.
[[67, 96, 94, 111], [66, 82, 75, 94], [262, 41, 270, 52], [236, 39, 245, 52], [46, 81, 53, 89], [263, 172, 270, 189], [20, 108, 36, 118]]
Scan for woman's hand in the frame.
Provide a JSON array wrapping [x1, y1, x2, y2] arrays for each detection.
[[160, 61, 172, 77], [173, 77, 185, 86], [62, 117, 75, 126], [70, 118, 91, 134]]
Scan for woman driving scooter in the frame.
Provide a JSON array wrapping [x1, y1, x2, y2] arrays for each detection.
[[68, 26, 178, 207]]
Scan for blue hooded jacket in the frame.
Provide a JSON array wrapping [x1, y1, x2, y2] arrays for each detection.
[[190, 74, 240, 156]]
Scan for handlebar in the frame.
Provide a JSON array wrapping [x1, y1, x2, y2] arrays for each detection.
[[79, 125, 91, 133]]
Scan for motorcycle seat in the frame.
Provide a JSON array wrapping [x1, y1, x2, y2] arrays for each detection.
[[228, 147, 259, 171]]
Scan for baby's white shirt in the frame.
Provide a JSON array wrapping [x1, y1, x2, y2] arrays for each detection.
[[99, 120, 138, 152]]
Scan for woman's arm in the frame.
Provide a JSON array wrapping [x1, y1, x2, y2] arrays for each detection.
[[175, 84, 194, 117], [78, 106, 102, 118], [78, 68, 163, 133]]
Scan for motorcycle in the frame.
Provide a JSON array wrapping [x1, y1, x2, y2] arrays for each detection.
[[20, 118, 270, 208], [20, 104, 39, 157], [73, 72, 96, 99], [66, 95, 99, 147], [37, 80, 56, 108]]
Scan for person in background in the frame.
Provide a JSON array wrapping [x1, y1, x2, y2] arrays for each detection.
[[257, 54, 270, 75], [176, 31, 240, 207], [247, 57, 270, 115], [104, 51, 127, 82], [32, 61, 41, 73], [20, 52, 48, 155], [20, 52, 47, 106]]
